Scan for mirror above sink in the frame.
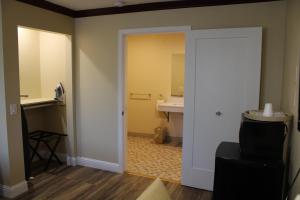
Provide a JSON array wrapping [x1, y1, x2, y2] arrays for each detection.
[[171, 54, 185, 97], [157, 53, 185, 113]]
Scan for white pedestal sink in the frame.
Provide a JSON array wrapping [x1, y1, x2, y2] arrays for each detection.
[[157, 97, 184, 113]]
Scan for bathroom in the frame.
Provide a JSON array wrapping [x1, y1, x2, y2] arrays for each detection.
[[125, 32, 185, 182]]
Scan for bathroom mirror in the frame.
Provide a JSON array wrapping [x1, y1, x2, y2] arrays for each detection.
[[171, 54, 185, 96]]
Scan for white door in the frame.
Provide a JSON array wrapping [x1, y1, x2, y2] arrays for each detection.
[[182, 27, 262, 190]]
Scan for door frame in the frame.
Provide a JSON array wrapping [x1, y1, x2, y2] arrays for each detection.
[[117, 26, 191, 173]]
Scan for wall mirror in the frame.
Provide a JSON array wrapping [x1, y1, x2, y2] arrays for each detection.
[[171, 53, 185, 97]]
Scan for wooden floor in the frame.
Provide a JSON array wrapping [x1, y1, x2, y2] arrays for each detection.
[[5, 165, 212, 200]]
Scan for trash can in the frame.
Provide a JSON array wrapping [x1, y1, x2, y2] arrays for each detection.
[[153, 127, 167, 144]]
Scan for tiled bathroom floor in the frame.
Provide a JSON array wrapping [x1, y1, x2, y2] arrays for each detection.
[[127, 135, 182, 183]]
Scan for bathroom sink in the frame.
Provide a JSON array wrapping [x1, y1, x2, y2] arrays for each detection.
[[157, 102, 184, 113], [157, 100, 184, 113]]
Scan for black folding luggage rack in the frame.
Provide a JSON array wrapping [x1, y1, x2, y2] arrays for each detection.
[[21, 106, 67, 180], [29, 131, 67, 170]]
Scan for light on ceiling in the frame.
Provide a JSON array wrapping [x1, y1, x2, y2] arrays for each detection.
[[114, 0, 126, 7]]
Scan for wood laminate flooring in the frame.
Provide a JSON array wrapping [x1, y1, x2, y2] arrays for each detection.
[[2, 165, 212, 200]]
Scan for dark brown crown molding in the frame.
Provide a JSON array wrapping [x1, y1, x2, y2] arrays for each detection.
[[17, 0, 280, 18], [17, 0, 76, 17], [75, 0, 280, 18]]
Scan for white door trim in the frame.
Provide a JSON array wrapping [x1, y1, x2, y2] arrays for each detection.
[[117, 26, 191, 173]]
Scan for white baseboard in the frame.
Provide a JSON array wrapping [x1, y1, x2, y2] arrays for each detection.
[[76, 157, 122, 173], [67, 156, 77, 166], [0, 180, 28, 199], [34, 151, 121, 173]]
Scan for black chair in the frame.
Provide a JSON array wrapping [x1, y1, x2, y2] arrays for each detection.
[[21, 106, 67, 173]]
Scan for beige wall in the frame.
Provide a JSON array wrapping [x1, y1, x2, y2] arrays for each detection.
[[127, 33, 185, 135], [18, 28, 68, 100], [40, 31, 67, 98], [0, 0, 11, 187], [75, 1, 286, 163], [281, 0, 300, 198], [18, 27, 42, 99], [0, 0, 73, 186]]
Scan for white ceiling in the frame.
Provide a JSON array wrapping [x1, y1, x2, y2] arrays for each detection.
[[46, 0, 175, 10]]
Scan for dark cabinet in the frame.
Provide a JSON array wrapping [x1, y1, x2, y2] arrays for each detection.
[[213, 142, 284, 200]]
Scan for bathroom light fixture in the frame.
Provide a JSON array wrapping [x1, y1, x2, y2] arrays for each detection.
[[114, 0, 126, 7]]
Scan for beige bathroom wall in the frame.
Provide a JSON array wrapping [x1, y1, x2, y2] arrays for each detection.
[[40, 31, 67, 98], [18, 27, 42, 99], [127, 33, 185, 135], [281, 0, 300, 199], [1, 0, 73, 187], [75, 1, 286, 163]]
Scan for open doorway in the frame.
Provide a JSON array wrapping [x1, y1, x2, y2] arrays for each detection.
[[17, 26, 74, 177], [119, 27, 189, 183], [119, 26, 262, 190]]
